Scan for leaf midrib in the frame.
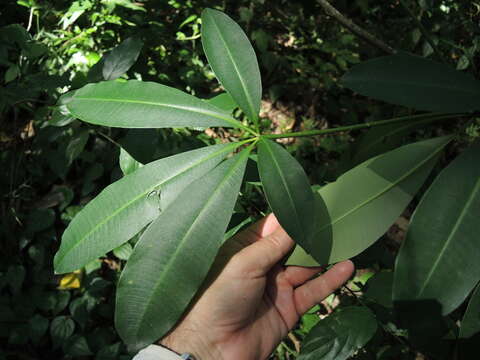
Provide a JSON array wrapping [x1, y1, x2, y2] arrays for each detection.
[[55, 143, 240, 270], [134, 149, 249, 337], [416, 176, 480, 298], [70, 96, 242, 128], [208, 14, 257, 121], [262, 139, 305, 242], [319, 140, 448, 232]]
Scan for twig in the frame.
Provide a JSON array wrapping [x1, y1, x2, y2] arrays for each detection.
[[317, 0, 395, 55]]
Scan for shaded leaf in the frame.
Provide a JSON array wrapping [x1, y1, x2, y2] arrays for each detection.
[[119, 147, 143, 176], [64, 335, 93, 356], [205, 92, 237, 113], [66, 130, 89, 165], [50, 316, 75, 345], [202, 9, 262, 123], [288, 136, 451, 265], [116, 148, 251, 351], [258, 138, 316, 246], [298, 306, 377, 360], [393, 141, 480, 315], [460, 283, 480, 339], [365, 272, 394, 308], [66, 80, 244, 129], [113, 242, 133, 261], [103, 36, 143, 81], [54, 142, 241, 273], [342, 52, 480, 113]]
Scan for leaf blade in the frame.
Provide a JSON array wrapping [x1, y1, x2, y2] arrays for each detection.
[[54, 142, 241, 273], [115, 147, 251, 350], [287, 136, 452, 266], [298, 306, 377, 360], [342, 52, 480, 113], [393, 140, 480, 315], [201, 8, 262, 124], [257, 138, 316, 247], [67, 80, 244, 129], [102, 36, 143, 81]]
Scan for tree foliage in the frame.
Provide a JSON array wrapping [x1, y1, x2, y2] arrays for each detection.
[[1, 1, 480, 359]]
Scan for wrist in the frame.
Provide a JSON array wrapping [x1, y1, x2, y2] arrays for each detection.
[[159, 329, 222, 360]]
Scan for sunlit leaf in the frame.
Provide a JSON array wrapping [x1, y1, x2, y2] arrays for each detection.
[[54, 142, 242, 273], [202, 8, 262, 124], [66, 80, 245, 129], [116, 147, 251, 350], [287, 136, 452, 266], [258, 138, 316, 246]]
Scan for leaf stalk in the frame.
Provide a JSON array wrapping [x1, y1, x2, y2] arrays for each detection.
[[261, 113, 465, 140]]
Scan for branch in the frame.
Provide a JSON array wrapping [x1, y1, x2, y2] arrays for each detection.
[[318, 0, 396, 55]]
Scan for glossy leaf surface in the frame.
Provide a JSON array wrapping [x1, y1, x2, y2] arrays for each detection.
[[102, 36, 143, 81], [342, 52, 480, 113], [54, 143, 240, 273], [393, 141, 480, 315], [66, 80, 242, 129], [115, 148, 250, 350], [287, 136, 451, 265], [298, 306, 377, 360], [202, 8, 262, 123], [258, 138, 316, 246]]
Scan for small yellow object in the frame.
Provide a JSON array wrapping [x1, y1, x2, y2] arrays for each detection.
[[58, 270, 82, 289]]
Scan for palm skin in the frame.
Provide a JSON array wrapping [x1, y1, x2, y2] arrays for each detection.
[[160, 214, 354, 360]]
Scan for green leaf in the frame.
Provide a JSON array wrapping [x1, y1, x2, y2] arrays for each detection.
[[287, 136, 452, 266], [393, 141, 480, 315], [205, 92, 237, 113], [28, 314, 49, 343], [202, 8, 262, 124], [298, 306, 377, 360], [365, 272, 394, 308], [50, 316, 75, 346], [54, 142, 242, 274], [348, 114, 456, 169], [102, 36, 144, 81], [113, 242, 133, 261], [66, 80, 246, 129], [342, 52, 480, 113], [64, 335, 93, 356], [115, 147, 251, 350], [66, 130, 89, 166], [257, 138, 316, 246], [119, 147, 143, 176], [4, 64, 19, 83], [460, 283, 480, 339]]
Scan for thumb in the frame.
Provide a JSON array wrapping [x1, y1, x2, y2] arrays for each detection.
[[232, 223, 295, 276]]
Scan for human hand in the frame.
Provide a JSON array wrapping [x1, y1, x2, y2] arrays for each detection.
[[160, 213, 354, 360]]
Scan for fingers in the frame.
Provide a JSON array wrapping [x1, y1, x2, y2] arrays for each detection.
[[284, 266, 324, 288], [233, 213, 281, 247], [231, 221, 295, 277], [293, 260, 354, 315]]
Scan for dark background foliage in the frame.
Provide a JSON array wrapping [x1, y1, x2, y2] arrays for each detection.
[[1, 0, 479, 359]]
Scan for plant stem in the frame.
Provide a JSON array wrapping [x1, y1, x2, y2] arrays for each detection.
[[262, 113, 465, 140], [399, 0, 444, 62], [317, 0, 395, 54]]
